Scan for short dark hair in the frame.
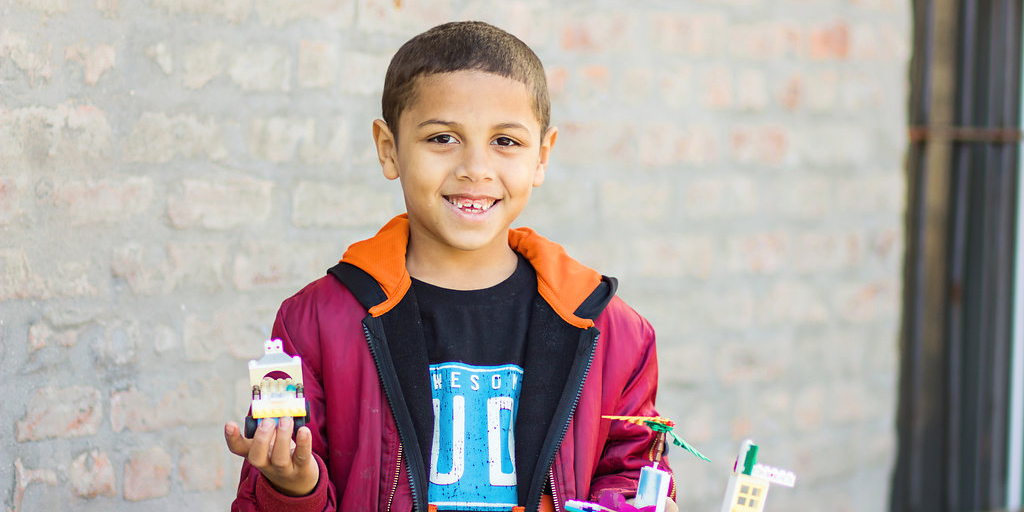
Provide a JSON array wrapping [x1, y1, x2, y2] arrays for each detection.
[[381, 21, 550, 138]]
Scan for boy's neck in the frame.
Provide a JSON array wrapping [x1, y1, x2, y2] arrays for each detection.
[[406, 240, 520, 291]]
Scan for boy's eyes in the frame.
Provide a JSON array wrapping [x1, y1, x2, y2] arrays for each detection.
[[425, 134, 521, 147], [491, 136, 520, 147], [428, 134, 458, 144]]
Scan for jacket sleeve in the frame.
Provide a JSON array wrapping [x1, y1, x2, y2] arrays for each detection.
[[587, 311, 675, 501], [230, 301, 338, 512]]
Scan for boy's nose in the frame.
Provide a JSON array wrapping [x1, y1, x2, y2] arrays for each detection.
[[455, 144, 493, 182]]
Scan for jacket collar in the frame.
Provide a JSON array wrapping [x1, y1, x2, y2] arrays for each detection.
[[340, 214, 603, 329]]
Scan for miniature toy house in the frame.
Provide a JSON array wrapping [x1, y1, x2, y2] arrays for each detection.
[[243, 339, 310, 437], [720, 440, 795, 512]]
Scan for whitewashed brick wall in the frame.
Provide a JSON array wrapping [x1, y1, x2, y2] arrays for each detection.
[[0, 1, 910, 510]]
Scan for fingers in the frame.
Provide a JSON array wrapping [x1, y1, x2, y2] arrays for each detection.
[[270, 417, 295, 467], [234, 418, 312, 475], [247, 417, 277, 465], [224, 422, 253, 457], [293, 426, 313, 466], [235, 418, 318, 497]]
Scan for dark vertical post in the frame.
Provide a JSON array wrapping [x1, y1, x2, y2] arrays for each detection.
[[893, 0, 959, 510]]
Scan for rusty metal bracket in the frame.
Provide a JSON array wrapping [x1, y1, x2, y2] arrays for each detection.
[[909, 125, 1024, 143]]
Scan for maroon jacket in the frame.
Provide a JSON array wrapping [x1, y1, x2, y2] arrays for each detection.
[[232, 216, 673, 512]]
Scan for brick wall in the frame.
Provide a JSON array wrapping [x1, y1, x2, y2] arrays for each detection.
[[0, 0, 910, 510]]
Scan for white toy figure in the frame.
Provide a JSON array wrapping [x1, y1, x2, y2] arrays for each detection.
[[243, 339, 310, 438], [634, 465, 672, 512], [719, 440, 795, 512]]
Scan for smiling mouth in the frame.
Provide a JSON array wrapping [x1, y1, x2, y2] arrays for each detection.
[[446, 196, 497, 213]]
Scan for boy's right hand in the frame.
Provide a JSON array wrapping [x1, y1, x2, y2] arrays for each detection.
[[224, 416, 319, 497]]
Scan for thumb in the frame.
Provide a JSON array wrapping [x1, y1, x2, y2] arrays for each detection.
[[224, 422, 252, 457], [665, 497, 679, 512], [293, 426, 314, 466]]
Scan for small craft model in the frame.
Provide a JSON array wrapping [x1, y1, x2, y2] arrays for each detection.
[[243, 339, 310, 438], [601, 416, 711, 463], [719, 440, 796, 512], [563, 416, 708, 512]]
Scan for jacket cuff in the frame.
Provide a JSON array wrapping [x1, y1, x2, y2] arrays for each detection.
[[254, 455, 328, 512]]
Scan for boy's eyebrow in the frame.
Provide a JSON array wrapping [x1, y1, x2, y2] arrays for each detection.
[[493, 122, 531, 132], [417, 119, 459, 129], [413, 119, 532, 137], [417, 119, 532, 133]]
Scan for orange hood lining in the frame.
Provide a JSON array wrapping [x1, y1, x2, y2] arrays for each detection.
[[339, 215, 600, 329]]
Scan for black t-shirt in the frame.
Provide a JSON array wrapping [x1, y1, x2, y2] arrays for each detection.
[[411, 254, 536, 511], [413, 254, 534, 366]]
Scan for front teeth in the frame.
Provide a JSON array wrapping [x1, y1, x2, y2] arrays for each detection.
[[450, 197, 495, 211]]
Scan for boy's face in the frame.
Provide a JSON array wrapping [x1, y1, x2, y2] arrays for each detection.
[[373, 70, 557, 261]]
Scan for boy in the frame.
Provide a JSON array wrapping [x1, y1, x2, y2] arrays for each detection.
[[224, 21, 677, 512]]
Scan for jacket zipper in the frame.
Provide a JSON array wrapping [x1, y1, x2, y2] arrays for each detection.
[[363, 322, 424, 511], [529, 330, 599, 511], [386, 443, 402, 512], [548, 469, 561, 512], [647, 433, 677, 502], [647, 436, 662, 462]]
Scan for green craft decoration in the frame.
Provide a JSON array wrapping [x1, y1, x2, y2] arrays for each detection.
[[742, 444, 759, 475], [641, 419, 711, 462]]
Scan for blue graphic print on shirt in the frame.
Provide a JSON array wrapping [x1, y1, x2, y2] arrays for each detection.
[[428, 363, 522, 511]]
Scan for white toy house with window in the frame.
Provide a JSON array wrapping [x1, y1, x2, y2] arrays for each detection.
[[720, 440, 796, 512]]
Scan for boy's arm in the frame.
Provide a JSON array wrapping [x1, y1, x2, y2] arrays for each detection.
[[226, 308, 337, 512], [589, 315, 676, 502]]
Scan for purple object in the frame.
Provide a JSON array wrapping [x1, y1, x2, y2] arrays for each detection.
[[597, 490, 656, 512]]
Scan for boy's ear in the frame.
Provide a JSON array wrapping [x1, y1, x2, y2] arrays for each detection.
[[533, 126, 558, 188], [372, 119, 400, 180]]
